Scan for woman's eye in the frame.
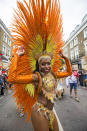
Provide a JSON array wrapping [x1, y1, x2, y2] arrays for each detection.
[[42, 63, 45, 66]]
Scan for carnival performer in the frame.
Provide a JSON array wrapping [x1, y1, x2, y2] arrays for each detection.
[[8, 0, 72, 131]]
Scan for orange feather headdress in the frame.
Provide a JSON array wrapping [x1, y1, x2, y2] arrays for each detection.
[[12, 0, 64, 71], [10, 0, 64, 122]]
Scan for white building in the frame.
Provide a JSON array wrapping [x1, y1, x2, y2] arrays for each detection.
[[0, 19, 12, 69], [63, 14, 87, 70]]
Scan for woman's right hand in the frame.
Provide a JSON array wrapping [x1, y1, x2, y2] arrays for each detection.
[[17, 46, 25, 56], [59, 50, 66, 59]]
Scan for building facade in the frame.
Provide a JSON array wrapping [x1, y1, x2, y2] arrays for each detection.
[[63, 14, 87, 70], [0, 19, 12, 69]]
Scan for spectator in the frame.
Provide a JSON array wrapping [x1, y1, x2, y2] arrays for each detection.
[[66, 70, 79, 102], [84, 70, 87, 87], [0, 70, 2, 75], [0, 74, 4, 95], [73, 69, 79, 84], [78, 69, 84, 86]]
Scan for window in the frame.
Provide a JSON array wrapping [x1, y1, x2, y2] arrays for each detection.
[[3, 33, 7, 43], [74, 37, 78, 46], [7, 49, 10, 57], [64, 47, 68, 57], [84, 28, 87, 38], [70, 50, 74, 60], [70, 41, 73, 49], [84, 40, 87, 54], [8, 39, 11, 46], [74, 46, 79, 59], [3, 46, 6, 55]]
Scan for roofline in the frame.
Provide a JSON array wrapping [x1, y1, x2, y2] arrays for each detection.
[[63, 18, 87, 48], [0, 19, 11, 36]]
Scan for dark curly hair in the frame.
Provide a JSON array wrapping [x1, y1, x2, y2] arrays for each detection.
[[34, 60, 39, 73]]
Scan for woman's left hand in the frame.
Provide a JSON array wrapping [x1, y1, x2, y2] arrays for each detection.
[[59, 50, 66, 59]]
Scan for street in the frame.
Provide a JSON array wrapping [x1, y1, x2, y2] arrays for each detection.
[[55, 86, 87, 131], [0, 86, 87, 131]]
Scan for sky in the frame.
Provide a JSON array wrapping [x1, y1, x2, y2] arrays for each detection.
[[0, 0, 87, 40]]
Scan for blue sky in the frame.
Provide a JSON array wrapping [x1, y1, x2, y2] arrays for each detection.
[[0, 0, 87, 40]]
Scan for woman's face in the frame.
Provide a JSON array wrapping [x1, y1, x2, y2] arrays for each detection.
[[39, 58, 51, 74]]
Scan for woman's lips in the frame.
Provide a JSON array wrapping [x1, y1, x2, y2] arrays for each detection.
[[45, 69, 50, 72]]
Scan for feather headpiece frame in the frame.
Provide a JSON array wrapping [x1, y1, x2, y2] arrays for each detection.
[[12, 0, 64, 72]]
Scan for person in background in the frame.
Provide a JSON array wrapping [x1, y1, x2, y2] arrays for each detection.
[[0, 74, 4, 95], [0, 69, 2, 75], [73, 69, 79, 84], [84, 70, 87, 87], [78, 69, 84, 86], [66, 69, 79, 102], [0, 70, 2, 95]]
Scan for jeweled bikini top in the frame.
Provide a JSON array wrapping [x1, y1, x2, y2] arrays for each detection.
[[41, 73, 57, 101]]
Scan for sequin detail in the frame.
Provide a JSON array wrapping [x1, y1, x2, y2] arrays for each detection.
[[42, 73, 57, 101]]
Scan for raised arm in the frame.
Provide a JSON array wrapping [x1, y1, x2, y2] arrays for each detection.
[[56, 51, 72, 78], [8, 46, 38, 84]]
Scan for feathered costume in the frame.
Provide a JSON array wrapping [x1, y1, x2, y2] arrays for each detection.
[[8, 0, 72, 126]]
